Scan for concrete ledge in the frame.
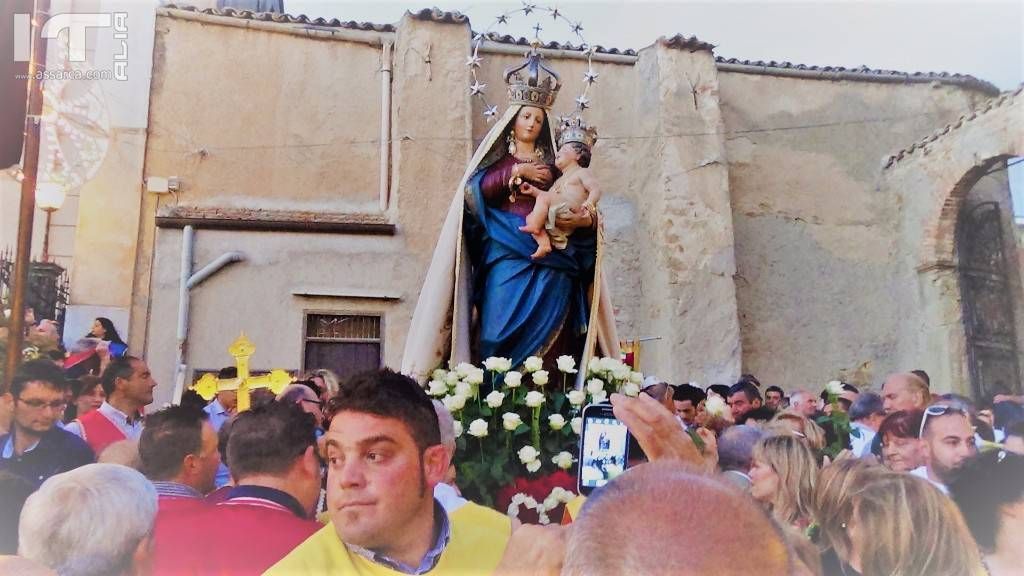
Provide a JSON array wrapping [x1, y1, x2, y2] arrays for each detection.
[[291, 287, 402, 300], [155, 216, 396, 235]]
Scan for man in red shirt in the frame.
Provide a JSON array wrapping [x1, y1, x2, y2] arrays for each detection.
[[65, 356, 156, 454], [139, 405, 221, 576], [151, 402, 321, 575]]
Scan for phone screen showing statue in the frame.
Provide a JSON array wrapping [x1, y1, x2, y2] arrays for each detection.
[[579, 415, 628, 493]]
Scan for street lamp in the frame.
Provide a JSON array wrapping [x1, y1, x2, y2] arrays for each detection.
[[35, 180, 66, 262]]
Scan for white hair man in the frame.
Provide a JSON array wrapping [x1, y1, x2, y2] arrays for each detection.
[[18, 463, 157, 576]]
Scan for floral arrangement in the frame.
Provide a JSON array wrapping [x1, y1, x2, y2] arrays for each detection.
[[816, 380, 853, 459], [426, 355, 643, 512]]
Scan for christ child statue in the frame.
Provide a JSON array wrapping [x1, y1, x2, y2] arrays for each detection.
[[517, 119, 601, 259]]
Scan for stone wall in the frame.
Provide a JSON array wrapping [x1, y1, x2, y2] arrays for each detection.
[[718, 73, 991, 390]]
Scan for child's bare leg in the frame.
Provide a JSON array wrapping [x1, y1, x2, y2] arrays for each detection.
[[519, 191, 551, 234], [529, 229, 552, 260]]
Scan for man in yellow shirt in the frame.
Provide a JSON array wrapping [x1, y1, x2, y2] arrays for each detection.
[[265, 369, 509, 575]]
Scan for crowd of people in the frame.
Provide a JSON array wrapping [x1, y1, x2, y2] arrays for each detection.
[[0, 347, 1022, 575]]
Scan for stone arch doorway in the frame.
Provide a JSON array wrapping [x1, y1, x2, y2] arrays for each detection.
[[954, 157, 1022, 399], [884, 88, 1023, 396]]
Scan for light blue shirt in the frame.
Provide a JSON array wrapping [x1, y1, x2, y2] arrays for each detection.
[[64, 402, 144, 441], [204, 398, 232, 488]]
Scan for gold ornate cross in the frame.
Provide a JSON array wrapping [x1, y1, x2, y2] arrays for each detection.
[[190, 333, 291, 412]]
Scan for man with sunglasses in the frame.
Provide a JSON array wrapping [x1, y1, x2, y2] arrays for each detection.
[[0, 360, 94, 488], [911, 402, 977, 494]]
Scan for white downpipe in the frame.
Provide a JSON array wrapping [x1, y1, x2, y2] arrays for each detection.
[[171, 226, 246, 403], [379, 41, 393, 212]]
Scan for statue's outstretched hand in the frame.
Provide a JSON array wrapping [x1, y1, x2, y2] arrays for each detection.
[[519, 182, 541, 197]]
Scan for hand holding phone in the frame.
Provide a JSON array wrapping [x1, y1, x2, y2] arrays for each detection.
[[577, 403, 631, 495]]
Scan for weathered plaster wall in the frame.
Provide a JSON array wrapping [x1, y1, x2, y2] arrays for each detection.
[[718, 73, 992, 390], [143, 13, 472, 406], [884, 90, 1024, 395]]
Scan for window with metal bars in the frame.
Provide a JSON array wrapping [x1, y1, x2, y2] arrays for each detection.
[[302, 313, 383, 381]]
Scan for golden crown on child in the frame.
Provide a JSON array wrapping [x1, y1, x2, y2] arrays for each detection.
[[557, 115, 598, 148]]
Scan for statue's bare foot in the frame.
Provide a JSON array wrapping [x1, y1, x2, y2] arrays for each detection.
[[530, 234, 552, 259]]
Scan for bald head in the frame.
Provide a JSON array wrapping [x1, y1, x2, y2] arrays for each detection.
[[881, 373, 929, 414], [563, 461, 790, 576]]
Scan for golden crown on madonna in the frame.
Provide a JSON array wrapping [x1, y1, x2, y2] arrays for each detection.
[[504, 47, 562, 109], [557, 115, 598, 149]]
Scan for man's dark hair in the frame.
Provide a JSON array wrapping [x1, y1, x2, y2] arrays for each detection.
[[707, 384, 730, 399], [736, 406, 776, 425], [672, 384, 706, 405], [100, 355, 141, 397], [765, 385, 784, 397], [326, 368, 441, 452], [568, 142, 591, 168], [227, 402, 316, 479], [911, 369, 931, 387], [849, 392, 885, 422], [139, 405, 207, 480], [11, 359, 69, 398], [949, 451, 1024, 550], [217, 366, 237, 380], [728, 381, 762, 403]]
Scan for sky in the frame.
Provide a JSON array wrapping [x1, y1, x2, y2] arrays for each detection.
[[285, 0, 1024, 216]]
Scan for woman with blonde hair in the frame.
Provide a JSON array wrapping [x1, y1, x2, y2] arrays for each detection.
[[749, 434, 820, 530], [845, 472, 983, 576], [813, 458, 889, 574], [766, 410, 827, 453]]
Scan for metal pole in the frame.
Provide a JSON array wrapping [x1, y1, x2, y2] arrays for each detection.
[[4, 0, 49, 393]]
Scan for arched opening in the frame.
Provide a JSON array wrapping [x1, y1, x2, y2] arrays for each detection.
[[954, 156, 1024, 400]]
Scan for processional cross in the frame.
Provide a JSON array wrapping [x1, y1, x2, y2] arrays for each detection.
[[190, 333, 291, 412]]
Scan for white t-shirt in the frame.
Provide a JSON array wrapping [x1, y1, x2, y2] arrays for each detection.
[[909, 466, 948, 495]]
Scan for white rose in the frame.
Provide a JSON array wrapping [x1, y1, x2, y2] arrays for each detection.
[[621, 382, 640, 397], [468, 418, 489, 438], [552, 451, 574, 470], [444, 372, 460, 386], [567, 390, 586, 406], [484, 357, 512, 373], [543, 495, 559, 510], [485, 390, 505, 409], [454, 362, 475, 378], [427, 380, 448, 397], [465, 368, 485, 386], [452, 420, 463, 437], [502, 412, 523, 431], [504, 371, 523, 388], [705, 395, 728, 418], [525, 391, 545, 408], [548, 414, 566, 430], [571, 417, 583, 435], [455, 381, 473, 398], [611, 364, 631, 381], [526, 460, 542, 473], [587, 357, 602, 376], [523, 496, 538, 508], [586, 378, 605, 395], [518, 445, 540, 464], [511, 493, 527, 505], [591, 390, 608, 404], [524, 356, 544, 373], [556, 355, 577, 374], [442, 394, 467, 412], [432, 369, 449, 381], [629, 371, 644, 384], [826, 380, 845, 396], [532, 370, 550, 386], [599, 357, 621, 374]]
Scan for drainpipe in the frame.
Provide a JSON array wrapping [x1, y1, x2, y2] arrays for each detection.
[[379, 41, 393, 212], [171, 225, 245, 403]]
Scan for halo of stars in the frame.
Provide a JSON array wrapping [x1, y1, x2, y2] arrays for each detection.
[[467, 2, 599, 123]]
